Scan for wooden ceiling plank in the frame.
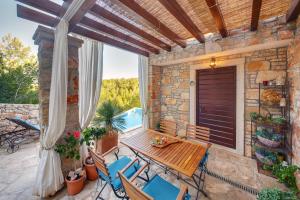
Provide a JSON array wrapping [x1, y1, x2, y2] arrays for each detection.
[[68, 0, 97, 31], [90, 5, 171, 51], [205, 0, 228, 37], [250, 0, 263, 31], [117, 0, 186, 48], [15, 0, 60, 16], [81, 16, 159, 54], [287, 0, 300, 22], [16, 5, 149, 57], [158, 0, 205, 43]]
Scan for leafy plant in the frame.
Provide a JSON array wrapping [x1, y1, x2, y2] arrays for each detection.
[[257, 188, 297, 200], [256, 129, 283, 141], [80, 127, 106, 147], [55, 131, 81, 171], [271, 117, 286, 126], [93, 100, 126, 132], [272, 162, 299, 192]]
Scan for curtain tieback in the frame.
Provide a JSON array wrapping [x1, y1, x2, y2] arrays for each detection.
[[41, 146, 54, 151]]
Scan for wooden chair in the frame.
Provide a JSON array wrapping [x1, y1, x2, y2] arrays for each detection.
[[185, 124, 212, 194], [159, 119, 177, 136], [118, 161, 190, 200], [89, 147, 141, 200]]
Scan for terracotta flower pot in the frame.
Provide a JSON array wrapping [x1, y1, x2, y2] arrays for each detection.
[[85, 158, 98, 181], [65, 175, 85, 196], [96, 131, 118, 155]]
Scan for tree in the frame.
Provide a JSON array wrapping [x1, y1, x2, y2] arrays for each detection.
[[0, 34, 38, 103], [99, 78, 140, 112]]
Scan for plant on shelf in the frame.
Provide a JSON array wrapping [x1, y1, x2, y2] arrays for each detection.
[[271, 116, 286, 126], [55, 131, 85, 195], [256, 129, 283, 148], [92, 100, 126, 154], [255, 146, 278, 165], [271, 161, 300, 193], [257, 188, 297, 200], [80, 127, 106, 181]]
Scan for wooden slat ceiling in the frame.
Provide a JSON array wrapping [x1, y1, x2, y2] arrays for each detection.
[[16, 0, 294, 57]]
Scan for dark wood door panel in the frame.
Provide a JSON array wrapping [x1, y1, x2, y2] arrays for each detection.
[[196, 66, 236, 149]]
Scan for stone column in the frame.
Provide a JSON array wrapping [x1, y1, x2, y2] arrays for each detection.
[[33, 25, 83, 173], [288, 17, 300, 166], [148, 64, 162, 129]]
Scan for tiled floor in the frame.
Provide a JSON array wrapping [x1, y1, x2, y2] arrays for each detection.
[[0, 129, 286, 200]]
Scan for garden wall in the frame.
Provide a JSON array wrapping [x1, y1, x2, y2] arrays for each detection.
[[148, 15, 293, 157], [0, 104, 39, 126]]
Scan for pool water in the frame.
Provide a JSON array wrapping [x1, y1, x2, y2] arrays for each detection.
[[114, 107, 142, 132]]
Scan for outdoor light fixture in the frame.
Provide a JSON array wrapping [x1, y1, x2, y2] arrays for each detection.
[[209, 57, 216, 69]]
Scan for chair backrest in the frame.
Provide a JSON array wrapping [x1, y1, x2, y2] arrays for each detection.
[[89, 149, 109, 177], [160, 119, 177, 136], [186, 124, 210, 144], [118, 172, 153, 200]]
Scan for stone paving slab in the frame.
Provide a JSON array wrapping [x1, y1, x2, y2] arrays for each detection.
[[0, 129, 286, 200]]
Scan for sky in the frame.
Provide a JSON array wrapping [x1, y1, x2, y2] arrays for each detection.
[[0, 0, 139, 79]]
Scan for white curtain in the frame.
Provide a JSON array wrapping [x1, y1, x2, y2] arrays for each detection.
[[79, 39, 104, 160], [33, 0, 85, 197], [138, 55, 149, 129]]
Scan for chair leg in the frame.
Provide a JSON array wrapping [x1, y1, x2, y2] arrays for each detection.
[[114, 148, 120, 160], [95, 182, 108, 200]]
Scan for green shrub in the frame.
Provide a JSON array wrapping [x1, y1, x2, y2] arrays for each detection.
[[257, 188, 297, 200]]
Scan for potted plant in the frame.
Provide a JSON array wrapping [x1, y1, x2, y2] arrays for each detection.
[[93, 101, 126, 155], [256, 129, 283, 148], [81, 127, 106, 181], [255, 146, 277, 166], [55, 131, 85, 195]]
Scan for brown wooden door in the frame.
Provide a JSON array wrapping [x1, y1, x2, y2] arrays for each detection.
[[196, 66, 236, 149]]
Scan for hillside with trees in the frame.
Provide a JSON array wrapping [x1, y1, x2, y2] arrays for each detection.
[[99, 78, 140, 112], [0, 34, 38, 104]]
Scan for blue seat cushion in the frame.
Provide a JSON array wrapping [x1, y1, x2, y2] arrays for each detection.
[[98, 156, 140, 190], [142, 175, 190, 200]]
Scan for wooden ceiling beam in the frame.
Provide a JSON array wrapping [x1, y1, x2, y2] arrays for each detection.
[[73, 26, 149, 57], [16, 4, 58, 27], [68, 0, 97, 31], [287, 0, 300, 22], [158, 0, 205, 43], [117, 0, 186, 48], [205, 0, 228, 37], [90, 5, 171, 51], [15, 0, 61, 16], [80, 17, 159, 54], [16, 0, 158, 54], [16, 5, 149, 57], [250, 0, 262, 31]]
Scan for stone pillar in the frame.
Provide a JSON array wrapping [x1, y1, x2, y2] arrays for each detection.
[[148, 64, 161, 129], [287, 17, 300, 166], [33, 26, 83, 173]]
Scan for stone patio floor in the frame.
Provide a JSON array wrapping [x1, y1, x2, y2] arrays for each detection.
[[0, 129, 286, 200]]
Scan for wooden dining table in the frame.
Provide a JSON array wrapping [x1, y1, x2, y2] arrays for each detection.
[[121, 129, 209, 198]]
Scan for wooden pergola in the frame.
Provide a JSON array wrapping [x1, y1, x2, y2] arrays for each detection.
[[16, 0, 300, 57]]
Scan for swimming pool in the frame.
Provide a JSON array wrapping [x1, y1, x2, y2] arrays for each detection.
[[114, 107, 142, 132]]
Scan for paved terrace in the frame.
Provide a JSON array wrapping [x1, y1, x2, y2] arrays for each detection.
[[0, 129, 286, 200]]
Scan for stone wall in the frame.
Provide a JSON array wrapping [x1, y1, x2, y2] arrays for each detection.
[[0, 104, 39, 125], [287, 17, 300, 166], [148, 17, 291, 157]]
